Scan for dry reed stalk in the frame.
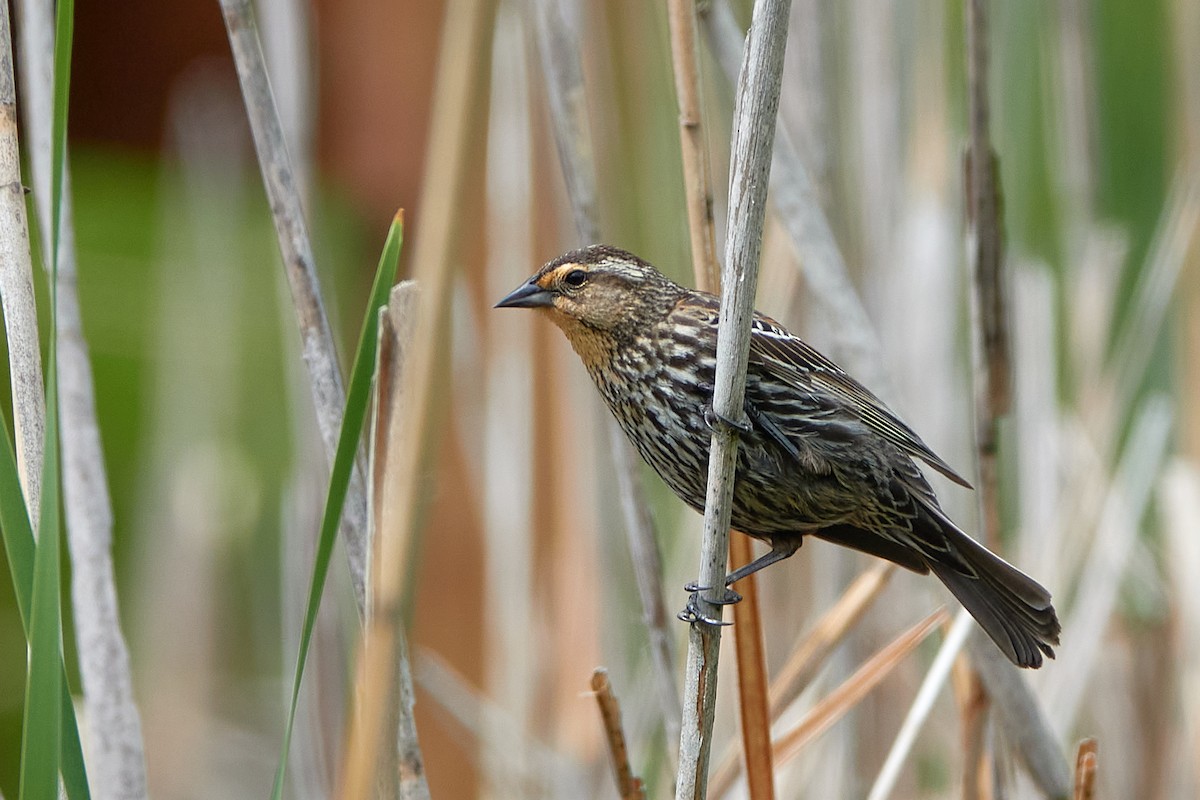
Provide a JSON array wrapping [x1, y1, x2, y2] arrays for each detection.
[[668, 1, 773, 795], [958, 660, 991, 800], [592, 669, 647, 800], [257, 0, 314, 205], [709, 607, 948, 797], [962, 5, 1058, 798], [676, 2, 792, 797], [363, 280, 429, 800], [255, 2, 338, 794], [339, 0, 497, 790], [0, 2, 43, 516], [532, 0, 682, 760], [482, 7, 537, 789], [10, 0, 149, 790], [866, 610, 974, 800], [667, 0, 721, 293], [219, 0, 371, 612], [728, 533, 774, 800], [965, 0, 1009, 554], [1073, 738, 1097, 800]]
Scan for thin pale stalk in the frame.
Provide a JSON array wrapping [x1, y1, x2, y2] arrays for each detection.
[[218, 0, 370, 613], [676, 2, 792, 797], [258, 0, 314, 206], [14, 0, 149, 794], [363, 282, 429, 800], [532, 0, 682, 762], [0, 0, 43, 525], [669, 1, 773, 795], [483, 6, 536, 787], [592, 669, 647, 800], [257, 3, 336, 790], [339, 0, 496, 793], [866, 610, 973, 800]]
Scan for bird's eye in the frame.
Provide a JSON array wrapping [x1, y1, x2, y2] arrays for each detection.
[[563, 269, 588, 288]]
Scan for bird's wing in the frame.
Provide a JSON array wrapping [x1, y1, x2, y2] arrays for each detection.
[[746, 314, 973, 489]]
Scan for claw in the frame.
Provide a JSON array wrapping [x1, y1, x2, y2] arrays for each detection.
[[683, 581, 742, 605], [678, 592, 733, 626], [704, 403, 753, 435]]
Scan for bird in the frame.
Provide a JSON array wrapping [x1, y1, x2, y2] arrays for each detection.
[[495, 244, 1060, 668]]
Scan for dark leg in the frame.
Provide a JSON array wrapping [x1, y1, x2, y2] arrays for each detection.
[[678, 539, 802, 625], [721, 539, 801, 586]]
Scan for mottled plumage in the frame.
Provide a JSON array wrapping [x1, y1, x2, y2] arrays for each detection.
[[496, 245, 1060, 668]]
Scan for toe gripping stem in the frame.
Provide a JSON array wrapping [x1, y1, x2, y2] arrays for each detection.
[[677, 541, 802, 626], [704, 403, 753, 436]]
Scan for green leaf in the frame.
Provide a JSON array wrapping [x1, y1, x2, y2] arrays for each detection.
[[270, 212, 405, 799], [19, 356, 61, 800], [15, 0, 90, 797], [0, 413, 90, 800]]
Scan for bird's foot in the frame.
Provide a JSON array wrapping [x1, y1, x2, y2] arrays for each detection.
[[677, 580, 742, 625], [703, 403, 753, 435], [677, 591, 734, 626], [682, 581, 743, 605]]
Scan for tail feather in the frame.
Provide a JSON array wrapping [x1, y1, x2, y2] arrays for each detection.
[[927, 524, 1061, 669]]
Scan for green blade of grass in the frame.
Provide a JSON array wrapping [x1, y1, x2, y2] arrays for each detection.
[[16, 0, 89, 796], [19, 356, 61, 800], [0, 409, 90, 800], [49, 0, 72, 269], [271, 211, 405, 800]]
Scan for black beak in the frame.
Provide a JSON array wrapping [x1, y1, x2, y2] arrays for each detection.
[[494, 280, 554, 309]]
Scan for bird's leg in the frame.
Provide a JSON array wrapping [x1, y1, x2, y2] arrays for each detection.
[[679, 539, 802, 625], [721, 539, 801, 587]]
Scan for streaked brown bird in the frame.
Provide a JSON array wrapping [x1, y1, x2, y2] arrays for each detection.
[[496, 245, 1060, 668]]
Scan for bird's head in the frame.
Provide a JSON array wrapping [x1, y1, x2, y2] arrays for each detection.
[[495, 245, 684, 363]]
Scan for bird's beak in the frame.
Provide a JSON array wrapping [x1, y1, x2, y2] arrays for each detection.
[[494, 280, 555, 309]]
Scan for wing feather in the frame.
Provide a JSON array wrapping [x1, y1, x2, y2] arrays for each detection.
[[746, 313, 973, 489]]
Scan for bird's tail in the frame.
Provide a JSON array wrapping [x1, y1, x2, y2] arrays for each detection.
[[927, 523, 1061, 669]]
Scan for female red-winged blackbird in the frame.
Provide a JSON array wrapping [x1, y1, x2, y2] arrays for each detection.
[[496, 245, 1060, 668]]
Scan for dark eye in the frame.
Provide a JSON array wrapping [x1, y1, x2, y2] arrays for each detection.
[[563, 269, 587, 288]]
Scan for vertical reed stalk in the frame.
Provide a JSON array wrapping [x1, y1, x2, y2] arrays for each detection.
[[675, 2, 791, 797]]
